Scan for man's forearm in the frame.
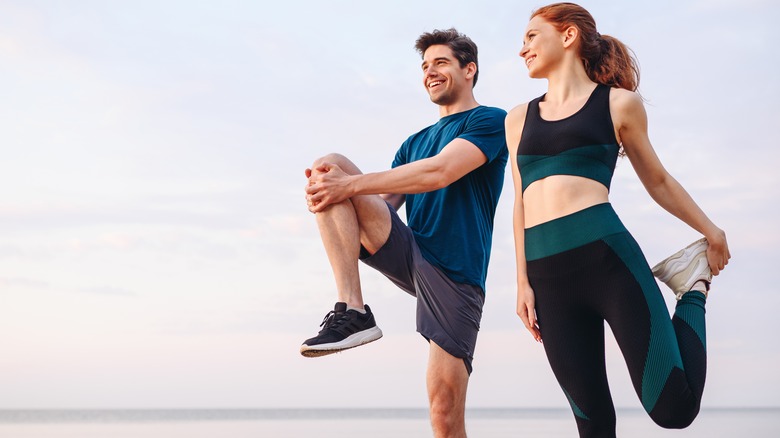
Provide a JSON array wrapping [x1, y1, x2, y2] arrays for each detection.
[[351, 159, 447, 196]]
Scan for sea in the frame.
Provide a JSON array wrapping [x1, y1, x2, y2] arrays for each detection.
[[0, 408, 777, 437]]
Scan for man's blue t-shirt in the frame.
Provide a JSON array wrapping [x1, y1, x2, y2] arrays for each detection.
[[392, 105, 507, 292]]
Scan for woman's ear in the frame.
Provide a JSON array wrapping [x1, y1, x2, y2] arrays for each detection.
[[562, 25, 579, 48]]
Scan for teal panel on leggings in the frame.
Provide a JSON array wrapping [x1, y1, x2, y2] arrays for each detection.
[[603, 233, 684, 414], [524, 203, 626, 261], [675, 291, 707, 348], [563, 387, 590, 420]]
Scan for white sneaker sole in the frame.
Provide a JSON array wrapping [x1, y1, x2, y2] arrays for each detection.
[[652, 238, 711, 297], [651, 238, 708, 281], [300, 326, 383, 358]]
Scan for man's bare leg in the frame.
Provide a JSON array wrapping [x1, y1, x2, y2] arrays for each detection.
[[309, 153, 392, 305], [300, 153, 392, 356], [315, 199, 364, 308], [427, 341, 469, 438]]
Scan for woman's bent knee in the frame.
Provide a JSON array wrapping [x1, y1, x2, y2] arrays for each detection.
[[649, 401, 699, 429]]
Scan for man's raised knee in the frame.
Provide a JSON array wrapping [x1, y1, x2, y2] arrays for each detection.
[[313, 152, 349, 168], [311, 153, 361, 176]]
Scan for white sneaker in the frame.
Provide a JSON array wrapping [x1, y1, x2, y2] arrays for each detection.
[[651, 238, 712, 300]]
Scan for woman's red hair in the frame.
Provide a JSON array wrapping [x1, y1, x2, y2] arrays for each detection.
[[532, 2, 640, 91]]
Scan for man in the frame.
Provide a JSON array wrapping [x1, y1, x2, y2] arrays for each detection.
[[301, 28, 507, 438]]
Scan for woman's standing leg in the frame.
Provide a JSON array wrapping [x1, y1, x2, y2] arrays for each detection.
[[530, 243, 618, 438]]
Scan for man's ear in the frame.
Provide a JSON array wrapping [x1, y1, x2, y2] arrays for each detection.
[[465, 61, 477, 79]]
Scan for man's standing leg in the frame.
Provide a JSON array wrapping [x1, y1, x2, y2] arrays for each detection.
[[300, 153, 392, 357], [427, 341, 469, 438]]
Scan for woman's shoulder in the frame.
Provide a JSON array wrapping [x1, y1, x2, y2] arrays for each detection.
[[506, 102, 530, 127], [609, 87, 643, 110], [505, 102, 531, 154]]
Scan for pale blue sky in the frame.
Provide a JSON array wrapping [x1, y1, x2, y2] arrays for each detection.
[[1, 0, 778, 411]]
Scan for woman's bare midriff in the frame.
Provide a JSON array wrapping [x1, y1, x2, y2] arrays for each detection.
[[523, 175, 610, 228]]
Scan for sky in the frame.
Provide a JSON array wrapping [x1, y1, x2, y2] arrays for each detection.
[[1, 0, 778, 411]]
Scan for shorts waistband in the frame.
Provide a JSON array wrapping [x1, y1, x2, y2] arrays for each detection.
[[524, 203, 627, 261]]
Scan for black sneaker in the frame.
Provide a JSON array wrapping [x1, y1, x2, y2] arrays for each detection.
[[300, 302, 383, 357]]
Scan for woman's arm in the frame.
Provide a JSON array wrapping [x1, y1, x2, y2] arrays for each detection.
[[506, 103, 542, 342], [612, 89, 731, 274]]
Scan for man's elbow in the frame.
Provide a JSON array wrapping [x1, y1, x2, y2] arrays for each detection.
[[423, 157, 473, 191], [427, 169, 455, 191]]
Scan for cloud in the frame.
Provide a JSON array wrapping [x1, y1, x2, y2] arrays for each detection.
[[78, 286, 137, 297], [0, 277, 50, 291]]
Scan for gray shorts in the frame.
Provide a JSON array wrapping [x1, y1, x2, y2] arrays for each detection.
[[360, 203, 485, 374]]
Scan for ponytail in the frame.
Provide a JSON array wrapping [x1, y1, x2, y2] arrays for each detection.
[[585, 34, 639, 91]]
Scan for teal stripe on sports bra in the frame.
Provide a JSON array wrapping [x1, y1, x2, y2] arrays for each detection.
[[518, 143, 620, 193]]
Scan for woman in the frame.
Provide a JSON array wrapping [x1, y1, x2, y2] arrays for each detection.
[[506, 3, 730, 437]]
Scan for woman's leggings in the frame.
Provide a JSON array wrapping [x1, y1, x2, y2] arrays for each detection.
[[525, 203, 707, 438]]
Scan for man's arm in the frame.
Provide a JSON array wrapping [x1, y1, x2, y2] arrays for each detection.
[[306, 138, 487, 213], [380, 193, 406, 211]]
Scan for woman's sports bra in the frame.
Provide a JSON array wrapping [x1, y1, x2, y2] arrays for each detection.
[[516, 84, 620, 193]]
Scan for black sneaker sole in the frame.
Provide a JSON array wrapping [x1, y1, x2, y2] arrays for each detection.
[[300, 327, 383, 358]]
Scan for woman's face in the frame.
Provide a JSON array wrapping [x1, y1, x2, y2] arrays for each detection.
[[519, 15, 565, 79]]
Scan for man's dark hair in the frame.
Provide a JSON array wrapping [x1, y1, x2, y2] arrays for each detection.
[[415, 28, 479, 88]]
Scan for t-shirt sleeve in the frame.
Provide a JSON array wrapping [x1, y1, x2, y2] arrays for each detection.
[[392, 138, 410, 169], [458, 107, 507, 163]]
